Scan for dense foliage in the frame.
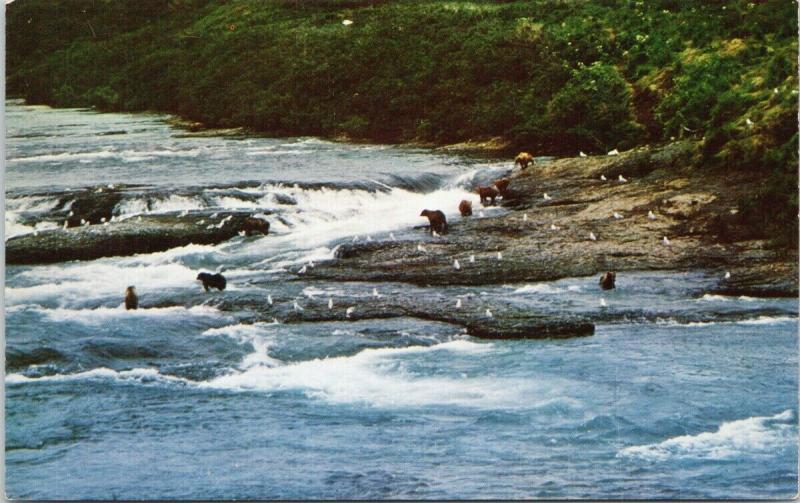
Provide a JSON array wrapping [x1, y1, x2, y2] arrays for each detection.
[[7, 0, 798, 246]]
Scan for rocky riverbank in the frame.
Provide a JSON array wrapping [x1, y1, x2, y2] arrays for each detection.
[[307, 141, 797, 297]]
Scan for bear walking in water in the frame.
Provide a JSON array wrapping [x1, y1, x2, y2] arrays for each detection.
[[599, 272, 616, 290], [197, 272, 227, 292], [515, 152, 534, 170], [420, 209, 448, 235], [241, 217, 270, 236], [124, 286, 138, 310], [458, 200, 473, 217], [477, 186, 499, 206]]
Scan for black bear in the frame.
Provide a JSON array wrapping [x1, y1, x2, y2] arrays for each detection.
[[420, 209, 448, 235], [197, 272, 227, 292]]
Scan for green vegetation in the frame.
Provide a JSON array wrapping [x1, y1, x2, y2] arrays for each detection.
[[7, 0, 798, 246]]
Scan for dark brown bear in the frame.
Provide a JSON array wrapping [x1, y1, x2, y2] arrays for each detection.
[[124, 286, 138, 310], [493, 178, 510, 194], [197, 272, 227, 292], [514, 152, 534, 170], [420, 209, 448, 235], [458, 199, 473, 217], [599, 271, 616, 290], [477, 186, 499, 206], [241, 217, 270, 236]]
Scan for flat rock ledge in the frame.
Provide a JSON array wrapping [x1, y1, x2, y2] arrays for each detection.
[[6, 212, 258, 265], [215, 293, 595, 340]]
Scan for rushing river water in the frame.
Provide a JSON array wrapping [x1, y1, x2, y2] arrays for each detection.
[[5, 100, 799, 499]]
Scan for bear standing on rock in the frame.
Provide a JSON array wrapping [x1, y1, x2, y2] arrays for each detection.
[[599, 272, 616, 290], [493, 178, 510, 194], [420, 209, 448, 235], [241, 217, 270, 236], [514, 152, 534, 170], [197, 272, 227, 292], [459, 200, 473, 217], [477, 186, 499, 206]]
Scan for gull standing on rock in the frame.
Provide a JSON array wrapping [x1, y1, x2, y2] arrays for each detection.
[[293, 301, 303, 312], [328, 298, 334, 309], [543, 193, 552, 201], [469, 255, 475, 263], [453, 259, 461, 270], [662, 236, 671, 246], [579, 151, 588, 158], [613, 212, 623, 219], [456, 298, 462, 309], [372, 288, 380, 298], [550, 223, 560, 231], [298, 265, 307, 274], [485, 309, 493, 318], [608, 149, 620, 156], [648, 210, 657, 220], [600, 174, 607, 181], [618, 174, 627, 182], [267, 294, 273, 306], [724, 271, 731, 279], [523, 213, 528, 222], [600, 298, 608, 307], [497, 252, 503, 260], [346, 306, 355, 319], [417, 244, 427, 253], [589, 232, 597, 241]]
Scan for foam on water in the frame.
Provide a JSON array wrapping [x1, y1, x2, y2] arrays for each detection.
[[6, 367, 192, 386], [512, 284, 566, 295], [31, 304, 222, 325], [197, 339, 548, 408], [618, 410, 796, 461]]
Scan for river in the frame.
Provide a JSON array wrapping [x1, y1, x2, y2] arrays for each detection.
[[5, 100, 798, 499]]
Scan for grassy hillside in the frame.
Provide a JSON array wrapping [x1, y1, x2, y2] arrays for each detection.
[[7, 0, 798, 245]]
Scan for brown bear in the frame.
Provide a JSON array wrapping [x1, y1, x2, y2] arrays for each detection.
[[493, 178, 510, 194], [599, 271, 616, 290], [197, 272, 227, 292], [459, 199, 473, 217], [241, 217, 270, 236], [477, 186, 499, 206], [420, 209, 448, 235], [124, 286, 138, 310], [514, 152, 534, 170]]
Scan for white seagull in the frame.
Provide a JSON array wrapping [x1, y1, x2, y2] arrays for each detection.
[[80, 219, 86, 225], [485, 309, 493, 318], [389, 232, 396, 241], [478, 211, 485, 218], [366, 235, 372, 242], [550, 223, 560, 231], [372, 288, 379, 298], [745, 117, 754, 127], [608, 149, 620, 156], [298, 265, 307, 274], [600, 298, 608, 307], [432, 230, 439, 237], [456, 298, 462, 309], [342, 19, 353, 25], [238, 231, 246, 237], [267, 294, 273, 305], [469, 255, 475, 263], [293, 301, 303, 312], [613, 212, 623, 219], [589, 232, 597, 241], [137, 216, 142, 222], [453, 259, 461, 270], [600, 174, 607, 181], [346, 307, 355, 318], [543, 193, 552, 201], [618, 174, 627, 182], [662, 236, 671, 246], [579, 151, 588, 158], [497, 252, 503, 260], [68, 210, 74, 217], [647, 210, 657, 220], [328, 298, 334, 309], [724, 271, 731, 279], [63, 221, 68, 229], [417, 244, 427, 253], [523, 213, 528, 222]]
